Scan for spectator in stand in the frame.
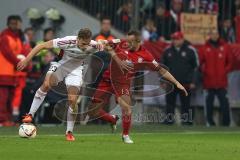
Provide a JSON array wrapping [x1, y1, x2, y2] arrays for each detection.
[[199, 30, 232, 126], [93, 16, 116, 41], [189, 0, 218, 14], [141, 18, 158, 41], [170, 0, 183, 31], [0, 15, 24, 126], [162, 32, 199, 125], [155, 4, 177, 41], [236, 0, 240, 9], [24, 28, 36, 48], [116, 2, 132, 33], [220, 19, 236, 44], [11, 20, 33, 123], [140, 0, 154, 17], [36, 28, 60, 72], [207, 0, 218, 14], [235, 9, 240, 43]]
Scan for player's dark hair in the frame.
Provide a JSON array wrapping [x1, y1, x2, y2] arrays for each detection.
[[7, 15, 22, 25], [44, 27, 54, 36], [77, 28, 92, 39], [127, 30, 141, 42]]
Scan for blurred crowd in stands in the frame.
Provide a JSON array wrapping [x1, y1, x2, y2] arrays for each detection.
[[0, 0, 239, 127], [64, 0, 239, 43]]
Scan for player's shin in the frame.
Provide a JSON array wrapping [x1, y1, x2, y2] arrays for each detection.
[[98, 108, 117, 124], [122, 109, 132, 136], [66, 106, 77, 133], [29, 88, 47, 117], [118, 96, 132, 136]]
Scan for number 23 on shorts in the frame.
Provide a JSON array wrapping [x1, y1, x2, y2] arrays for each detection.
[[49, 65, 58, 72]]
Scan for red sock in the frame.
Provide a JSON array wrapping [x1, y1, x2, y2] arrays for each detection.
[[122, 111, 132, 136], [98, 108, 116, 124]]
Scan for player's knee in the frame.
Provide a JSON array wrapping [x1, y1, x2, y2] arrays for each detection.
[[123, 107, 132, 115], [121, 102, 132, 115], [68, 95, 78, 106], [118, 97, 131, 114], [41, 81, 51, 92]]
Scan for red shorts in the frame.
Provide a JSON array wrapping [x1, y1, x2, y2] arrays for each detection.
[[92, 79, 130, 104]]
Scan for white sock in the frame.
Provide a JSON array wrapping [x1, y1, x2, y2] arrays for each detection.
[[29, 88, 47, 117], [66, 106, 77, 133], [12, 108, 19, 116]]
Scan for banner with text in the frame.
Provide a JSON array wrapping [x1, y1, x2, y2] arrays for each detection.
[[181, 13, 217, 44]]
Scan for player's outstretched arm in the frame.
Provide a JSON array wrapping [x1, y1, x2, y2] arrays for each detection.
[[17, 40, 54, 71], [158, 67, 188, 96], [107, 47, 133, 73]]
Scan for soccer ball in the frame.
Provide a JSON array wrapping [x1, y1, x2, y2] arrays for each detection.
[[19, 123, 37, 138]]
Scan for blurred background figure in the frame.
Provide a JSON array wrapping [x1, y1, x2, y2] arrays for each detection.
[[161, 32, 199, 125], [24, 27, 36, 48], [93, 16, 116, 41], [11, 16, 31, 123], [116, 1, 132, 33], [199, 30, 232, 126], [0, 15, 23, 126], [154, 4, 177, 41], [170, 0, 183, 31], [141, 18, 158, 41], [36, 28, 59, 72], [220, 19, 236, 44]]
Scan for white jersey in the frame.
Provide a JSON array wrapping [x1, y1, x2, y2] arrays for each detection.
[[47, 36, 121, 88], [52, 36, 99, 62], [48, 36, 100, 88]]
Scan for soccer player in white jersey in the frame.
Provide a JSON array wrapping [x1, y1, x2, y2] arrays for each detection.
[[17, 28, 128, 141]]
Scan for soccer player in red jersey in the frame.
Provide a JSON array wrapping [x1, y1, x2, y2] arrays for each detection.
[[87, 30, 188, 143]]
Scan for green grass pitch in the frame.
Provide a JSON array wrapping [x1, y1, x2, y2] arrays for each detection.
[[0, 125, 240, 160]]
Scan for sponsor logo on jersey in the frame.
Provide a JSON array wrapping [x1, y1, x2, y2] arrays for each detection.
[[138, 57, 143, 63]]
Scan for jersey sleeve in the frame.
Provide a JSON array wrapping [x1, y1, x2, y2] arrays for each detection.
[[52, 36, 77, 49], [114, 39, 129, 51], [136, 50, 160, 71]]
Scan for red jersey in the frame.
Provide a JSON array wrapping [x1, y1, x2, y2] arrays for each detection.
[[102, 41, 159, 85]]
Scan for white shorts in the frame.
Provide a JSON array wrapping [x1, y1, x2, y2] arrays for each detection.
[[47, 60, 84, 88]]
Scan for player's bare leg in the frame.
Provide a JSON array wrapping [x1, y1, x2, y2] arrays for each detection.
[[117, 95, 133, 144], [22, 73, 58, 123], [65, 86, 79, 141], [87, 101, 119, 133]]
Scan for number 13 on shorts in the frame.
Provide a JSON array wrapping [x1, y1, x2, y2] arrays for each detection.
[[121, 88, 130, 96]]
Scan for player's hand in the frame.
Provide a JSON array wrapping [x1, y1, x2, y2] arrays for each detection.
[[104, 43, 114, 52], [96, 42, 104, 51], [17, 58, 29, 71], [176, 83, 188, 96]]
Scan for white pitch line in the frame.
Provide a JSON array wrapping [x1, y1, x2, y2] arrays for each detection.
[[1, 131, 240, 138]]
